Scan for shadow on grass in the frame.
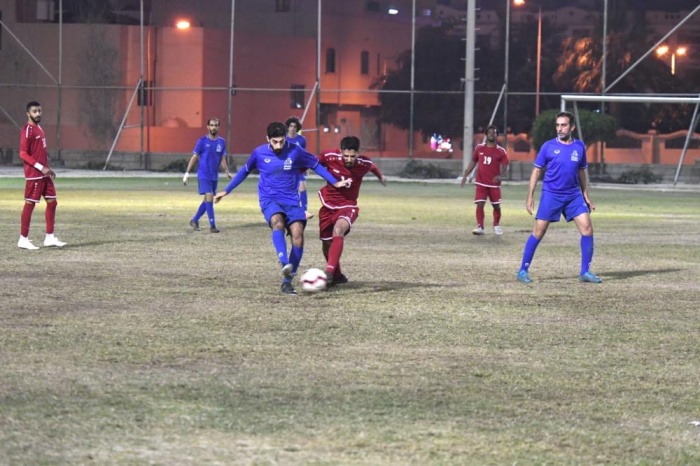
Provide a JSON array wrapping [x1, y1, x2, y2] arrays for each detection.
[[602, 268, 684, 280], [328, 281, 451, 293]]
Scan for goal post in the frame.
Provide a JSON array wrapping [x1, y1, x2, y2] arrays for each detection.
[[560, 94, 700, 185]]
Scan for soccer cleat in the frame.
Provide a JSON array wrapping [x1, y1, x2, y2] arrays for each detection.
[[281, 263, 294, 279], [579, 271, 602, 283], [280, 282, 297, 295], [43, 236, 67, 247], [516, 270, 532, 284], [305, 211, 314, 220], [189, 220, 201, 231], [210, 227, 220, 233], [326, 273, 348, 288], [18, 236, 39, 250], [493, 225, 503, 235], [472, 226, 485, 235]]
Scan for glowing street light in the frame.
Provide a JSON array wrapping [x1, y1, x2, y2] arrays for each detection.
[[656, 45, 687, 75], [175, 19, 191, 30]]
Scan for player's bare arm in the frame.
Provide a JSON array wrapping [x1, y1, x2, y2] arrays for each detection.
[[220, 158, 232, 179], [525, 167, 541, 215], [579, 168, 595, 211], [461, 163, 476, 187], [41, 166, 56, 179], [213, 191, 228, 203], [183, 153, 199, 185]]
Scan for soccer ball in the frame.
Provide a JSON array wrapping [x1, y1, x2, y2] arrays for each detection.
[[300, 268, 327, 293]]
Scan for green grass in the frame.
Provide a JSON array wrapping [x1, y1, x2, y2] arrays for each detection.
[[1, 177, 699, 465]]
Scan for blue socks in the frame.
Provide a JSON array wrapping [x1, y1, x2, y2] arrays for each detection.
[[519, 234, 541, 272], [272, 230, 288, 267], [192, 201, 206, 222], [289, 245, 303, 274], [580, 235, 594, 275], [204, 201, 215, 228]]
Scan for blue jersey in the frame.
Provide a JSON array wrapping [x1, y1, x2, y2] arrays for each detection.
[[287, 134, 306, 150], [225, 141, 337, 205], [193, 135, 226, 181], [534, 138, 587, 196]]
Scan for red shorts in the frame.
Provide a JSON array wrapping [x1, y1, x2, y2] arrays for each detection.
[[474, 185, 501, 204], [318, 205, 360, 241], [25, 177, 56, 203]]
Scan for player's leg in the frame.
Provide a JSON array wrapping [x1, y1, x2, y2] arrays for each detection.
[[286, 203, 308, 276], [43, 183, 66, 248], [18, 180, 41, 249], [472, 185, 487, 235], [203, 191, 219, 233], [326, 218, 351, 283], [569, 200, 601, 283], [517, 191, 560, 283], [490, 187, 503, 235]]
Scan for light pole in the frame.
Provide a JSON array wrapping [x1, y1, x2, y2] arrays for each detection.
[[514, 0, 542, 116], [656, 45, 687, 75]]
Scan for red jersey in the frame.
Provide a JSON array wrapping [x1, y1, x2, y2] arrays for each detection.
[[318, 150, 383, 209], [20, 123, 49, 180], [471, 143, 508, 187]]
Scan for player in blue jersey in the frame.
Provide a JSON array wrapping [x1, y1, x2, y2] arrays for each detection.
[[214, 121, 352, 295], [285, 116, 313, 219], [517, 111, 602, 284], [183, 118, 231, 233]]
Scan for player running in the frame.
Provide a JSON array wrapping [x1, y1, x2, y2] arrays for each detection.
[[316, 136, 386, 287], [214, 121, 350, 295]]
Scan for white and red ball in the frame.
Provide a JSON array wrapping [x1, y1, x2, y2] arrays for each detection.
[[300, 268, 327, 293]]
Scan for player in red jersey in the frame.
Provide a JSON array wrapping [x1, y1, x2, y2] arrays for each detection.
[[17, 101, 66, 250], [460, 125, 509, 235], [317, 136, 386, 286]]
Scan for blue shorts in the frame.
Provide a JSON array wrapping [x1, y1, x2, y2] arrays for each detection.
[[198, 178, 218, 196], [536, 190, 590, 222], [260, 199, 307, 227]]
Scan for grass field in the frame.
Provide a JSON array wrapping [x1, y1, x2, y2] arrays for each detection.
[[1, 176, 699, 465]]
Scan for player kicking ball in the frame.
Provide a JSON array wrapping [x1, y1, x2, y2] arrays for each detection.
[[214, 121, 350, 295], [316, 136, 386, 287]]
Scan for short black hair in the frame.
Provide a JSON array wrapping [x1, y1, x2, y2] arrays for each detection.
[[285, 116, 302, 131], [26, 101, 41, 112], [340, 136, 360, 151], [267, 121, 287, 138], [485, 125, 499, 135], [556, 111, 575, 124]]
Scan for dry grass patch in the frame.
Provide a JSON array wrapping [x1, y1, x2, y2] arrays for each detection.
[[1, 177, 699, 464]]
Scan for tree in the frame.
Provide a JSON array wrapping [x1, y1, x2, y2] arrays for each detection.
[[553, 0, 696, 132], [531, 109, 616, 153], [372, 24, 463, 138]]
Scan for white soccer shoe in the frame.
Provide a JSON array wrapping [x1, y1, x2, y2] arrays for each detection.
[[472, 226, 485, 235], [493, 225, 503, 235], [43, 235, 67, 247], [18, 236, 39, 250]]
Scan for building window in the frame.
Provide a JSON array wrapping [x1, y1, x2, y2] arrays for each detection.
[[326, 48, 336, 73], [291, 85, 305, 109], [361, 51, 369, 75], [276, 0, 291, 12]]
